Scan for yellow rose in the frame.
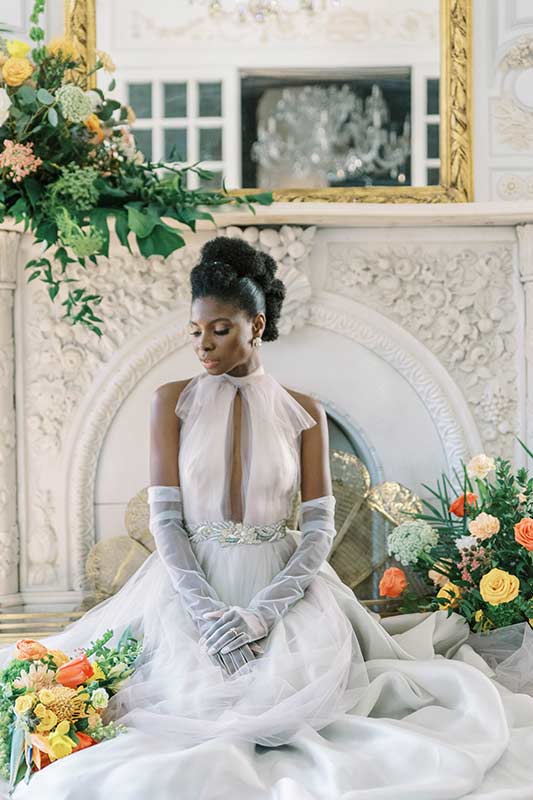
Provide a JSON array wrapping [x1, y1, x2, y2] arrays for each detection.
[[474, 609, 484, 622], [45, 37, 80, 61], [54, 720, 70, 736], [6, 40, 31, 59], [479, 567, 520, 606], [436, 582, 462, 609], [35, 708, 58, 733], [38, 688, 55, 705], [2, 57, 33, 87], [14, 694, 35, 715]]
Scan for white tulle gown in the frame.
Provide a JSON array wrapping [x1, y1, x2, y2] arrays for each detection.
[[2, 364, 533, 800]]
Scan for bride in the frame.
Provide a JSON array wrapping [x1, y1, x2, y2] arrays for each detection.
[[2, 235, 533, 799]]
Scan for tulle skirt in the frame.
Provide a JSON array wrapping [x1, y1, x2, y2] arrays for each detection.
[[2, 528, 533, 800]]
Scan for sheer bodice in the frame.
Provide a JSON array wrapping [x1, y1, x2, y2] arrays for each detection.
[[175, 364, 318, 528]]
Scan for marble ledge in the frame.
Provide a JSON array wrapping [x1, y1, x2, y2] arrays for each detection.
[[1, 203, 533, 239]]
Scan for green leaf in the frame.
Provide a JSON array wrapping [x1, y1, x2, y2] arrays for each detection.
[[108, 78, 116, 92], [48, 107, 58, 127], [126, 205, 158, 239], [36, 88, 54, 105], [89, 207, 111, 258], [113, 209, 132, 253], [23, 178, 43, 211], [16, 85, 37, 106], [136, 224, 184, 258]]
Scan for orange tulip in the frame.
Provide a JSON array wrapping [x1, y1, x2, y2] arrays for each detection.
[[449, 492, 478, 518], [71, 731, 97, 752], [56, 653, 94, 688], [15, 638, 48, 661]]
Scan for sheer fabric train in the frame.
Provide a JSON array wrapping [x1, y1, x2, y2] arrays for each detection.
[[0, 364, 533, 799]]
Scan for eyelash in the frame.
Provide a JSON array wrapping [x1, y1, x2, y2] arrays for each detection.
[[190, 329, 230, 337]]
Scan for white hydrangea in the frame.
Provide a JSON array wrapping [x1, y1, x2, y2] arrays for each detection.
[[387, 519, 439, 566], [56, 84, 92, 123]]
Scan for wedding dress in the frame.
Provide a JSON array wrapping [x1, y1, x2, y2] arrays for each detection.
[[2, 364, 533, 799]]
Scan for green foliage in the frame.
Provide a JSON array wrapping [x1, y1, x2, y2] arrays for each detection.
[[0, 0, 273, 336]]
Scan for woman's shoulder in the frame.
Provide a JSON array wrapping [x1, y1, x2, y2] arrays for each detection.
[[152, 377, 198, 412], [280, 385, 324, 426]]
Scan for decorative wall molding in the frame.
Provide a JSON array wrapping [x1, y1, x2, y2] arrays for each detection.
[[495, 172, 533, 201], [493, 96, 533, 151], [325, 241, 518, 459]]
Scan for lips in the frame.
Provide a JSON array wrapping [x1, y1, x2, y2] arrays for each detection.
[[201, 359, 219, 367]]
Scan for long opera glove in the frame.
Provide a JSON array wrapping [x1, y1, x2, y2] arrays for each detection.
[[148, 485, 259, 674], [202, 495, 336, 655]]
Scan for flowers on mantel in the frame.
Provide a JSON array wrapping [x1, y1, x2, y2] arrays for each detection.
[[0, 1, 271, 337], [379, 442, 533, 633]]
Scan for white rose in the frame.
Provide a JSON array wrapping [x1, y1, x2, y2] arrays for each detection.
[[90, 687, 109, 709], [86, 89, 103, 112], [466, 454, 495, 480], [0, 88, 12, 126]]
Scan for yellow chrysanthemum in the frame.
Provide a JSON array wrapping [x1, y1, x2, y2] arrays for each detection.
[[90, 661, 106, 681], [14, 694, 35, 715], [6, 40, 31, 59], [45, 37, 80, 61]]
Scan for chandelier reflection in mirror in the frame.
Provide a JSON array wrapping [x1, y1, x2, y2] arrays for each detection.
[[251, 83, 411, 189], [193, 0, 341, 24]]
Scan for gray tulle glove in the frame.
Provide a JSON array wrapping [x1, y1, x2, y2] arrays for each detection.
[[201, 495, 336, 656], [148, 485, 261, 674]]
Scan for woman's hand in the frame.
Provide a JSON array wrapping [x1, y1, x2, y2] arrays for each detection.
[[200, 606, 270, 655]]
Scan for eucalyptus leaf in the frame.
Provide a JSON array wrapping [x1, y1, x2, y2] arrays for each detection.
[[48, 107, 58, 127], [36, 88, 54, 105]]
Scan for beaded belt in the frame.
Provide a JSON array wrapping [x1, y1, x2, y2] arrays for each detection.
[[185, 518, 289, 546]]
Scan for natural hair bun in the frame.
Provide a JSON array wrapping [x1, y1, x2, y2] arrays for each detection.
[[193, 235, 286, 342]]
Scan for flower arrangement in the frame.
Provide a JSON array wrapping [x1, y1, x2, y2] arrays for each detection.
[[0, 1, 272, 336], [0, 626, 142, 794], [378, 441, 533, 633]]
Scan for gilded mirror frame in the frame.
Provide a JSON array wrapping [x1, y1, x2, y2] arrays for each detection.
[[64, 0, 473, 203]]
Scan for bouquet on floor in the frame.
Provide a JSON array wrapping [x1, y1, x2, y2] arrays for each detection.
[[0, 1, 270, 336], [0, 626, 142, 795], [378, 440, 533, 633]]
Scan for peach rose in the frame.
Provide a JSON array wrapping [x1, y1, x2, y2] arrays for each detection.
[[428, 568, 450, 588], [56, 653, 94, 688], [467, 512, 501, 541], [15, 638, 48, 661], [379, 567, 408, 598], [2, 57, 33, 87], [449, 492, 478, 518], [514, 517, 533, 551], [466, 454, 495, 480]]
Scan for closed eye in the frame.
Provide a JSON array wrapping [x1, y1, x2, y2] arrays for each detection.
[[190, 329, 230, 336]]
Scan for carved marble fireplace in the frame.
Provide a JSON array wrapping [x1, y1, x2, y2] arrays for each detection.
[[0, 203, 531, 613]]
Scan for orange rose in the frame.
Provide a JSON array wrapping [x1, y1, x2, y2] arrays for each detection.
[[85, 113, 104, 143], [15, 638, 48, 661], [514, 517, 533, 551], [379, 567, 408, 598], [56, 653, 94, 688], [449, 492, 478, 518]]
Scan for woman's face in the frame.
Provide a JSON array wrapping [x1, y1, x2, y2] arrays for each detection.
[[189, 296, 265, 375]]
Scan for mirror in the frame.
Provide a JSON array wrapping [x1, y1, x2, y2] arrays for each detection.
[[65, 0, 473, 202]]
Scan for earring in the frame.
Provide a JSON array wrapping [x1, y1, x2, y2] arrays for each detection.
[[252, 336, 262, 348]]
